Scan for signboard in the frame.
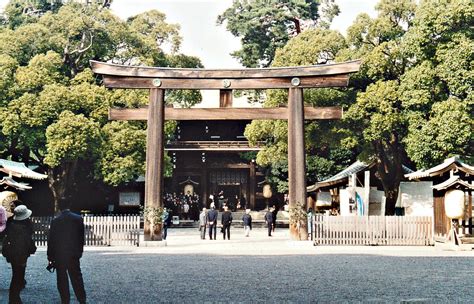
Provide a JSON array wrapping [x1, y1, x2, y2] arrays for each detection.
[[119, 192, 140, 207]]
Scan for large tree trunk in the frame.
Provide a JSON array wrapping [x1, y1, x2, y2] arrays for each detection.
[[47, 160, 78, 213], [374, 137, 404, 215]]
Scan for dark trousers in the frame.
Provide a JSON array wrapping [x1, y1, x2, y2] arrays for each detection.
[[56, 257, 86, 304], [9, 262, 26, 304], [162, 225, 168, 240], [208, 223, 217, 240], [267, 223, 272, 236], [222, 224, 230, 240]]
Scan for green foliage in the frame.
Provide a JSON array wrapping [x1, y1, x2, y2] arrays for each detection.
[[44, 111, 101, 167], [0, 1, 203, 207], [217, 0, 322, 67], [404, 98, 473, 168]]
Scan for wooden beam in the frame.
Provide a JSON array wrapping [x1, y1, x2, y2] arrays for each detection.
[[219, 89, 233, 107], [102, 75, 349, 89], [109, 107, 343, 121], [91, 60, 361, 79], [143, 88, 165, 241], [288, 87, 307, 240]]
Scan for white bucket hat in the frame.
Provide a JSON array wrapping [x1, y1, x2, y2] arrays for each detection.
[[13, 205, 32, 221]]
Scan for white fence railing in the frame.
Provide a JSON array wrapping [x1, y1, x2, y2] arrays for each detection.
[[32, 215, 141, 247], [313, 215, 433, 246]]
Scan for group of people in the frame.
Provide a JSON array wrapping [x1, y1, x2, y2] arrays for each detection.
[[1, 199, 86, 304], [198, 203, 234, 240], [196, 204, 279, 240], [163, 192, 201, 221]]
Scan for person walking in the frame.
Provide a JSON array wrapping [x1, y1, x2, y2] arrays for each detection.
[[199, 207, 207, 240], [162, 207, 171, 240], [2, 204, 36, 304], [47, 198, 86, 304], [242, 209, 252, 237], [271, 205, 278, 233], [207, 203, 218, 240], [221, 206, 232, 240], [265, 208, 274, 237]]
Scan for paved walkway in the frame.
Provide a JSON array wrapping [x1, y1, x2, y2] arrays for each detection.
[[1, 228, 473, 303]]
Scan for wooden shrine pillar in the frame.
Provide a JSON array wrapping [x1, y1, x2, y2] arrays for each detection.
[[249, 161, 256, 210], [144, 88, 165, 241], [220, 89, 233, 108], [288, 87, 307, 240], [201, 167, 208, 208]]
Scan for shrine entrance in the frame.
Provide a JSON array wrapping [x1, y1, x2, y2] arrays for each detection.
[[91, 60, 360, 240]]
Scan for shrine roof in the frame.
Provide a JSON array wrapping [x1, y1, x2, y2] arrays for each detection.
[[432, 175, 474, 191], [308, 161, 414, 192], [405, 157, 474, 180], [0, 159, 47, 180]]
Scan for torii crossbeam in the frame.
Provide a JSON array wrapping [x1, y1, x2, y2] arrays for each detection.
[[91, 60, 360, 241]]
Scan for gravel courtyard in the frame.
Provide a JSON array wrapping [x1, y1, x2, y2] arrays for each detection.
[[1, 228, 473, 303]]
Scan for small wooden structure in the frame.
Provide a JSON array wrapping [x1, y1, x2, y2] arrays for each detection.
[[405, 157, 474, 243], [91, 60, 360, 240]]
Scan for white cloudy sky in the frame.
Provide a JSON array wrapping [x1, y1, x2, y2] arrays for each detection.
[[0, 0, 377, 106]]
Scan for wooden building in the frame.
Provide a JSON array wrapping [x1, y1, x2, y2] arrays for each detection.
[[405, 157, 474, 243], [165, 120, 267, 210]]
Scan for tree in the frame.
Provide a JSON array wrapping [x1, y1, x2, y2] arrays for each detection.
[[341, 0, 472, 214], [244, 28, 355, 192], [0, 1, 203, 211], [217, 0, 323, 68]]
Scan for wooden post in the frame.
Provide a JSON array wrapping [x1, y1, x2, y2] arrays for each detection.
[[144, 88, 165, 241], [288, 87, 307, 240], [249, 161, 256, 210], [364, 170, 370, 216], [219, 89, 233, 108], [202, 167, 208, 208]]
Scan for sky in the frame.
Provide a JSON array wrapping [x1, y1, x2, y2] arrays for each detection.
[[0, 0, 378, 106]]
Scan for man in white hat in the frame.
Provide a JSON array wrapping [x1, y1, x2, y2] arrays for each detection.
[[2, 202, 35, 304]]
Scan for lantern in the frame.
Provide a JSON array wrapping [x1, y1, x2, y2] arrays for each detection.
[[263, 184, 272, 199], [444, 189, 465, 220]]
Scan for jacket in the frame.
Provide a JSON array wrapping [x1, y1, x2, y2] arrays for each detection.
[[2, 219, 35, 264], [221, 211, 233, 226], [207, 209, 218, 223], [199, 212, 207, 226], [242, 214, 252, 229], [265, 211, 273, 223], [47, 210, 85, 263]]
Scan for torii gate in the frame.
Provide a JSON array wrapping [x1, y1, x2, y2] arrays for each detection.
[[91, 60, 360, 241]]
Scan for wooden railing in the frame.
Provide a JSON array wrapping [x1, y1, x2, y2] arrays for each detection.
[[31, 215, 141, 247], [312, 215, 433, 246]]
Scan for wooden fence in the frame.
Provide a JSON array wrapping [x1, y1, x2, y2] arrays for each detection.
[[313, 215, 433, 246], [32, 215, 141, 247]]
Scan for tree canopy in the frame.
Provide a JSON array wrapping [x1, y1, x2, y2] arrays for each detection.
[[0, 1, 202, 210], [243, 0, 473, 214]]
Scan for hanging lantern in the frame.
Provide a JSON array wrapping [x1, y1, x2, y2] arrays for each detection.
[[263, 184, 272, 198], [444, 189, 465, 220]]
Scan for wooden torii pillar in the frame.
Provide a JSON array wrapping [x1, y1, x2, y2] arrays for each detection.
[[91, 60, 360, 241]]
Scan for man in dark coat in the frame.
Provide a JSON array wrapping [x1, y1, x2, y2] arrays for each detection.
[[207, 203, 218, 240], [265, 208, 274, 237], [2, 203, 35, 304], [47, 198, 86, 304], [221, 206, 233, 240]]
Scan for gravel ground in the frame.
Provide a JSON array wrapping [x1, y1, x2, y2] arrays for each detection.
[[1, 228, 473, 303]]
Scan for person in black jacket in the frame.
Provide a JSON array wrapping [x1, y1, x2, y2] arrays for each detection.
[[47, 198, 86, 304], [221, 206, 232, 240], [2, 203, 36, 304], [207, 203, 218, 240], [265, 208, 274, 237]]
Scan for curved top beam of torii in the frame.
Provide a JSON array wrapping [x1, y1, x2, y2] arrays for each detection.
[[90, 60, 361, 79]]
